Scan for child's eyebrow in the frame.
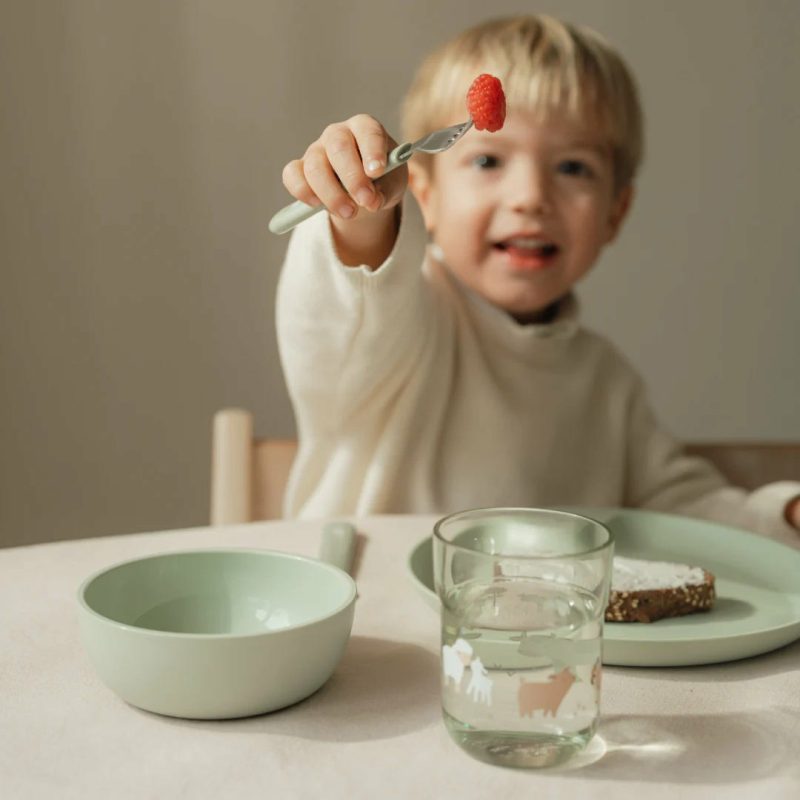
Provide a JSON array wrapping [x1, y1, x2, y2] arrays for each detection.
[[463, 133, 504, 145], [561, 140, 609, 156], [464, 133, 609, 155]]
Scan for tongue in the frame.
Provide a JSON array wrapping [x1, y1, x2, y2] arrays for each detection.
[[504, 244, 555, 257]]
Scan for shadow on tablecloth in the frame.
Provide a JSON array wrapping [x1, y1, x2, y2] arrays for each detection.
[[145, 635, 441, 742], [553, 706, 800, 783]]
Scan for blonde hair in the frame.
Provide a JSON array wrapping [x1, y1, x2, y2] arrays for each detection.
[[401, 15, 643, 192]]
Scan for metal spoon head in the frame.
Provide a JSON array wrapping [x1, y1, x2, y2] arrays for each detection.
[[411, 120, 474, 154]]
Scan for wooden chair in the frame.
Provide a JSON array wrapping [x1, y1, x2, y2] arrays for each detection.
[[210, 408, 298, 525], [684, 442, 800, 491], [210, 407, 799, 523]]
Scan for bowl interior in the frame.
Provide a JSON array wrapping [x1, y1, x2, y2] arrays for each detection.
[[81, 550, 354, 636]]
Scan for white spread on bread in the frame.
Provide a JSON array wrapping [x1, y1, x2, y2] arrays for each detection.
[[611, 556, 707, 592]]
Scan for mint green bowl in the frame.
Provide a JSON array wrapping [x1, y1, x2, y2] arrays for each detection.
[[77, 549, 357, 719]]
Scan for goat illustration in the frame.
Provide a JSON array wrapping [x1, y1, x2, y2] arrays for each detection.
[[465, 656, 493, 705], [517, 668, 576, 718]]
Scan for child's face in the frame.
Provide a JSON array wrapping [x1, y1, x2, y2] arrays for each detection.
[[410, 109, 633, 321]]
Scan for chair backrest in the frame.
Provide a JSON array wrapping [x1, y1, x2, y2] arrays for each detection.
[[685, 442, 800, 491], [211, 407, 799, 523], [252, 438, 298, 521], [210, 408, 298, 525]]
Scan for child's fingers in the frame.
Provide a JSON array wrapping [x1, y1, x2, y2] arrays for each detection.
[[281, 159, 321, 208], [350, 115, 409, 211], [348, 114, 389, 179], [302, 144, 357, 220], [320, 122, 383, 213]]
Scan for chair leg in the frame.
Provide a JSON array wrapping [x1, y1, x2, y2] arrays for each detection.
[[210, 408, 254, 525]]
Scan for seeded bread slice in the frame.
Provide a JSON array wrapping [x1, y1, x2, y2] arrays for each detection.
[[605, 557, 716, 623]]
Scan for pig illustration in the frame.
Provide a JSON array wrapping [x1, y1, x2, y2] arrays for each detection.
[[517, 668, 576, 718]]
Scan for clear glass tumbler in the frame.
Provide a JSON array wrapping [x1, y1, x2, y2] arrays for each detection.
[[433, 507, 614, 768]]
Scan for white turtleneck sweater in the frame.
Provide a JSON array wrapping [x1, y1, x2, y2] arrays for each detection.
[[275, 202, 800, 546]]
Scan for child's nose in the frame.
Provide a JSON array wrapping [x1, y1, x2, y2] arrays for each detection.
[[507, 167, 552, 215]]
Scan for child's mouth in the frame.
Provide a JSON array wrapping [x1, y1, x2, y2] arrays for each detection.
[[493, 237, 560, 270]]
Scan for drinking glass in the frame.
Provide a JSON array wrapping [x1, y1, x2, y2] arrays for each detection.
[[433, 507, 614, 768]]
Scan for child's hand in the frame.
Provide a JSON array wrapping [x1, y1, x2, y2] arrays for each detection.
[[281, 115, 407, 223], [786, 495, 800, 531]]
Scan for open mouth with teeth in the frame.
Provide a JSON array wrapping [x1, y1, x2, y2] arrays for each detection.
[[493, 237, 560, 269]]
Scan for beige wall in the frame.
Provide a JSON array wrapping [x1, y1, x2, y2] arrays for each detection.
[[1, 0, 798, 547]]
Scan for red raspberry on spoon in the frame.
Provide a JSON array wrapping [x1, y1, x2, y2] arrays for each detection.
[[466, 74, 506, 132]]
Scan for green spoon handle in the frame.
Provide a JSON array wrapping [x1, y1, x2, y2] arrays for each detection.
[[318, 522, 357, 575], [268, 142, 413, 235]]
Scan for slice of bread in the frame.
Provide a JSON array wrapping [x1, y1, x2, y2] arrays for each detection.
[[605, 556, 716, 623]]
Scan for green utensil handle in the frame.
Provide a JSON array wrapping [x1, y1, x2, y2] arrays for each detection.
[[319, 522, 357, 575], [268, 142, 414, 235]]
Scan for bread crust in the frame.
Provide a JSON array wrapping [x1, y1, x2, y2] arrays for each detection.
[[605, 569, 716, 623]]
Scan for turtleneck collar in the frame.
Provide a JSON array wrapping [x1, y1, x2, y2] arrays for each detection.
[[425, 242, 581, 343]]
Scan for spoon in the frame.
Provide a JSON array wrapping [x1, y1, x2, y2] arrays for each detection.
[[268, 119, 473, 235]]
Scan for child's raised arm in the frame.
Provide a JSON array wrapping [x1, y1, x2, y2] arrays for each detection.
[[281, 114, 408, 269]]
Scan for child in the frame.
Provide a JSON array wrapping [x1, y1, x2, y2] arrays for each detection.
[[275, 14, 800, 542]]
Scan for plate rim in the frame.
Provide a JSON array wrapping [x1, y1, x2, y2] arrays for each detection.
[[405, 507, 800, 666]]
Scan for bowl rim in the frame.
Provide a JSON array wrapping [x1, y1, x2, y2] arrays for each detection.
[[76, 547, 357, 640]]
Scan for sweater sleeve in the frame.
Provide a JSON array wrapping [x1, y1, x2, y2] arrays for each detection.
[[275, 199, 432, 436], [624, 375, 800, 547]]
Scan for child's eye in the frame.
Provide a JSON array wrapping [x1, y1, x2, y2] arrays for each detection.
[[472, 154, 500, 170], [558, 159, 593, 178]]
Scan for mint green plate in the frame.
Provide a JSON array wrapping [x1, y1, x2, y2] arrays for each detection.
[[406, 507, 800, 667]]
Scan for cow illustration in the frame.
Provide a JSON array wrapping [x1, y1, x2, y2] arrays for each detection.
[[442, 638, 473, 691], [517, 668, 576, 718], [465, 656, 493, 705], [591, 658, 602, 692]]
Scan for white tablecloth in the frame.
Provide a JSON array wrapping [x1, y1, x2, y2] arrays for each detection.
[[2, 516, 798, 799]]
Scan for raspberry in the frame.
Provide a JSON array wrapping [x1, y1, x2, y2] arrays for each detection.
[[466, 74, 506, 132]]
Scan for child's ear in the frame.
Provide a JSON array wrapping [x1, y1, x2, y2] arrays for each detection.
[[408, 162, 437, 233], [605, 184, 635, 244]]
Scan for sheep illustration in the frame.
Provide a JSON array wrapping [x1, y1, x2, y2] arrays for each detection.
[[465, 656, 493, 706], [441, 638, 473, 691]]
